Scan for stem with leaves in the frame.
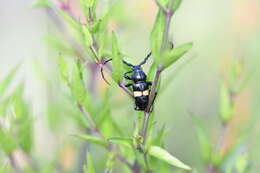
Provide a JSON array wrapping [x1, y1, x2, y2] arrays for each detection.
[[206, 59, 249, 173], [141, 0, 174, 147], [36, 0, 192, 172], [78, 104, 135, 171], [139, 1, 176, 172]]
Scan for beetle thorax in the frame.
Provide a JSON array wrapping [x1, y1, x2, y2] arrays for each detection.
[[132, 66, 147, 83]]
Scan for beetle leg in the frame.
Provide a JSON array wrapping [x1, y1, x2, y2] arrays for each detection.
[[147, 81, 152, 86], [170, 41, 174, 49], [100, 67, 110, 85], [124, 71, 133, 80], [125, 83, 132, 88], [135, 105, 140, 111]]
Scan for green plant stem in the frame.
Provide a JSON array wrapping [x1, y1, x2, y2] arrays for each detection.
[[141, 112, 151, 144], [141, 0, 174, 143], [207, 89, 238, 172], [144, 153, 152, 173], [78, 104, 135, 172], [9, 154, 24, 173], [140, 1, 175, 172]]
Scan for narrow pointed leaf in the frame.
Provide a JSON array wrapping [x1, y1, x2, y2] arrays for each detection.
[[0, 64, 20, 97], [150, 10, 166, 61], [162, 42, 193, 69], [147, 62, 157, 81], [73, 134, 108, 147], [44, 35, 78, 56], [219, 82, 234, 123], [82, 25, 93, 47], [111, 32, 123, 82], [85, 0, 96, 8], [31, 0, 51, 8], [0, 129, 17, 154], [84, 152, 95, 173], [70, 61, 94, 116], [148, 146, 192, 170], [105, 152, 116, 170], [108, 137, 132, 148], [58, 10, 80, 31], [172, 0, 182, 11], [190, 115, 212, 162]]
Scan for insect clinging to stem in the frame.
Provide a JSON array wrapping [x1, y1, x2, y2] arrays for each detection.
[[101, 52, 153, 111]]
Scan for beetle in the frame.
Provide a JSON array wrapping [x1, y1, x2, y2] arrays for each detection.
[[101, 52, 153, 111], [123, 52, 153, 111]]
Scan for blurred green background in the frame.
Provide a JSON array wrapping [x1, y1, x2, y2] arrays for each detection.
[[0, 0, 260, 172]]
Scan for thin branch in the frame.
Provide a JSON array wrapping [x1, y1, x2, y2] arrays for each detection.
[[89, 46, 99, 62], [140, 1, 175, 172], [141, 0, 174, 140], [78, 104, 103, 137], [119, 81, 134, 98], [46, 2, 136, 172], [78, 104, 135, 171], [115, 153, 134, 170], [141, 112, 151, 144], [9, 154, 24, 173]]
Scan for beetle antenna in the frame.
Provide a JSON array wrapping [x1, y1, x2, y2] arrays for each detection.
[[139, 52, 152, 66], [123, 60, 134, 67], [100, 58, 112, 85]]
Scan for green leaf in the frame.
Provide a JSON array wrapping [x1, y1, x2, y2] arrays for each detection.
[[80, 25, 97, 61], [69, 61, 94, 116], [73, 134, 108, 147], [111, 32, 123, 82], [58, 54, 69, 83], [11, 84, 33, 153], [85, 0, 96, 8], [150, 9, 166, 61], [148, 146, 192, 171], [31, 0, 51, 8], [235, 70, 254, 93], [89, 20, 101, 33], [0, 128, 17, 154], [190, 115, 212, 162], [58, 10, 80, 31], [152, 125, 167, 146], [80, 0, 88, 19], [18, 118, 33, 153], [0, 63, 20, 97], [105, 152, 116, 170], [172, 0, 182, 11], [158, 0, 168, 7], [236, 154, 248, 173], [108, 137, 132, 148], [219, 82, 234, 123], [44, 35, 78, 56], [0, 164, 7, 173], [162, 42, 193, 69], [96, 30, 108, 57], [228, 60, 240, 90], [84, 152, 95, 173], [82, 25, 93, 48], [147, 62, 157, 81], [12, 84, 27, 119]]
